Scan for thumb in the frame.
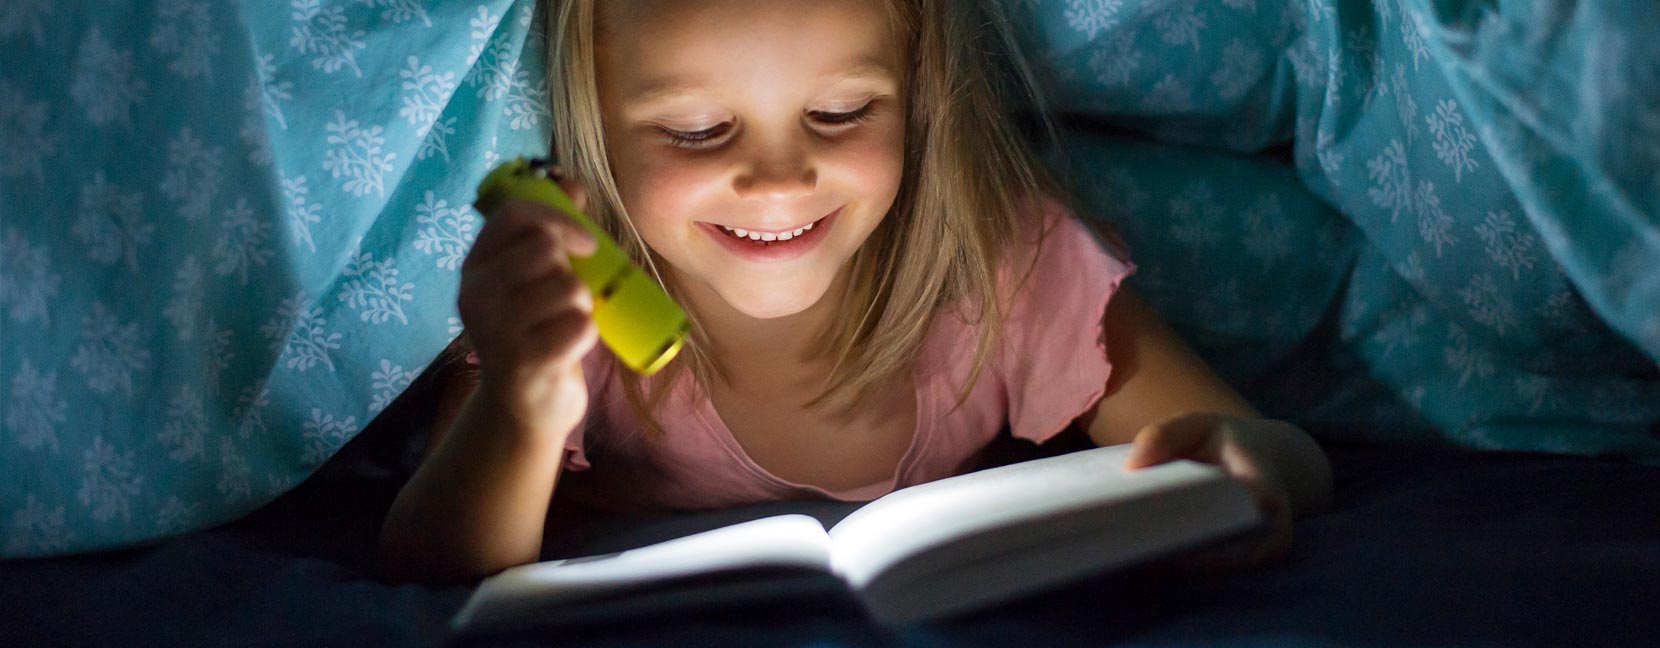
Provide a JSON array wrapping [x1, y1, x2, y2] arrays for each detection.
[[551, 170, 589, 213], [549, 175, 598, 258]]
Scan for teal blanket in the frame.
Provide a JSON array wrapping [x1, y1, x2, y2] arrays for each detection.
[[2, 0, 550, 557], [1015, 0, 1660, 457]]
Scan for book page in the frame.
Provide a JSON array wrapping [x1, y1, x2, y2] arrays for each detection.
[[452, 514, 834, 631], [825, 444, 1228, 588], [854, 476, 1260, 624]]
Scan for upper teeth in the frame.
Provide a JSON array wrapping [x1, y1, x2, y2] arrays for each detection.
[[720, 221, 813, 241]]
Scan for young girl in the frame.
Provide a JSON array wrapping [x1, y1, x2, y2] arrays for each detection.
[[378, 0, 1333, 584]]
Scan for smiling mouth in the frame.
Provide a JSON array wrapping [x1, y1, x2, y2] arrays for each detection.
[[707, 210, 835, 244]]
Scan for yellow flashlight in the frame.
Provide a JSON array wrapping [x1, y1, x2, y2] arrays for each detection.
[[473, 157, 688, 375]]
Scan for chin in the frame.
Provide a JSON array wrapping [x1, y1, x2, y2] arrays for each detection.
[[719, 282, 832, 320]]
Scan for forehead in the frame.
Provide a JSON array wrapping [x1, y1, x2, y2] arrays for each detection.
[[596, 0, 903, 102]]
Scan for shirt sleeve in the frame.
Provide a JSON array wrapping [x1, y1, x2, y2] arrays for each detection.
[[998, 197, 1137, 445], [564, 430, 591, 473], [562, 346, 612, 472]]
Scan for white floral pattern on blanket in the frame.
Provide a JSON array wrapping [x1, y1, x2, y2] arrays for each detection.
[[0, 0, 549, 558], [1011, 0, 1660, 460]]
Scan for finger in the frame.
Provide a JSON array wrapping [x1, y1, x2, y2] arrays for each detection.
[[506, 272, 594, 338], [456, 248, 575, 340], [467, 271, 586, 348], [1164, 485, 1295, 577], [486, 199, 598, 258], [1248, 480, 1284, 519], [546, 175, 597, 258], [463, 221, 522, 275], [464, 208, 562, 274], [1260, 490, 1295, 562], [553, 176, 588, 212], [1225, 471, 1292, 545], [519, 310, 600, 373], [459, 257, 545, 319], [515, 265, 594, 313], [494, 226, 580, 285], [1219, 443, 1271, 489], [461, 225, 583, 301], [1123, 418, 1215, 470], [1224, 491, 1294, 570], [501, 183, 607, 257]]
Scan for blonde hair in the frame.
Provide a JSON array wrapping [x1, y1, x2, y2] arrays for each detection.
[[542, 0, 1075, 439]]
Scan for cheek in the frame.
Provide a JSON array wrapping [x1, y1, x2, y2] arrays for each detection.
[[612, 148, 728, 237], [834, 120, 906, 204]]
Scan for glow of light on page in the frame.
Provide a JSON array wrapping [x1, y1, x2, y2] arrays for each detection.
[[503, 514, 830, 591], [828, 447, 1220, 587]]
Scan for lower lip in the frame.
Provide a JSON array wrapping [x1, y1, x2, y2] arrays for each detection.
[[700, 208, 839, 263]]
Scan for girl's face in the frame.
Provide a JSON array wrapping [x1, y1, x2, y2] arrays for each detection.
[[596, 0, 906, 320]]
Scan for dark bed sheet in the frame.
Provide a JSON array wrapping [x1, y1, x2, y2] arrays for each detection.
[[3, 436, 1658, 648]]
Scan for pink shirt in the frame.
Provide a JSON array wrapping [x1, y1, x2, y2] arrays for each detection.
[[552, 197, 1136, 513]]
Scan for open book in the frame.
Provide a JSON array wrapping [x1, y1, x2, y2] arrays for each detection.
[[450, 443, 1263, 632]]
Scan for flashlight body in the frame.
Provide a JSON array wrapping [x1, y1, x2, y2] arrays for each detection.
[[473, 158, 688, 375]]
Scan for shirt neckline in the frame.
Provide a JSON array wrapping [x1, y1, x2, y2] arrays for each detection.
[[690, 362, 933, 502]]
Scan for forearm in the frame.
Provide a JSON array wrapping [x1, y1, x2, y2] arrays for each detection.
[[377, 391, 570, 584]]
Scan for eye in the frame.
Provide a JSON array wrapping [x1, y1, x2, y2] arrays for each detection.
[[810, 101, 879, 127], [656, 102, 881, 149], [659, 122, 732, 149]]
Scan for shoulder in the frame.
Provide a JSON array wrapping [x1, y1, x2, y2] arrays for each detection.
[[1034, 195, 1130, 263], [997, 194, 1135, 316]]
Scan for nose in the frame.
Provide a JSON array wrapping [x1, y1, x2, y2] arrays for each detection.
[[732, 137, 817, 200]]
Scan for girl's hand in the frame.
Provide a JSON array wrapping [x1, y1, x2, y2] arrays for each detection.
[[457, 172, 601, 438], [1122, 412, 1299, 576]]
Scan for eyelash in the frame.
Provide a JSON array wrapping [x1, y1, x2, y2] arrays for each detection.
[[660, 103, 880, 148]]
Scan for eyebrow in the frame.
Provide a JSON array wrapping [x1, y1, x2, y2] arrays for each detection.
[[626, 58, 899, 106]]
